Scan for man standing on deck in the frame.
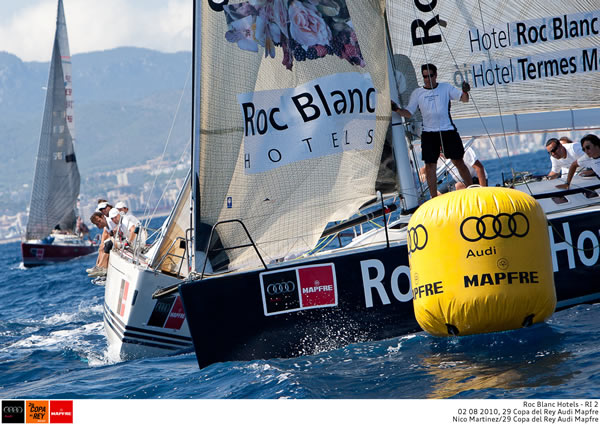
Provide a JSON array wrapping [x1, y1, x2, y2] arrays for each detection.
[[391, 63, 473, 198]]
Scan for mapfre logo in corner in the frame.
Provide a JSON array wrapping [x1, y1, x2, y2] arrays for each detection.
[[49, 401, 72, 424], [2, 400, 25, 424]]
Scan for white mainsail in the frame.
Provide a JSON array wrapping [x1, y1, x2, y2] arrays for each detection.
[[25, 0, 80, 240], [192, 0, 392, 269], [386, 1, 600, 136]]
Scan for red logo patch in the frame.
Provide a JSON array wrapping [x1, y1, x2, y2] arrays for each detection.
[[118, 280, 130, 317], [49, 400, 72, 424], [298, 265, 336, 307], [164, 297, 186, 330]]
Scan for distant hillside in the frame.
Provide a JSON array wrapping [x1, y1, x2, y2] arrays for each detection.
[[0, 47, 192, 191]]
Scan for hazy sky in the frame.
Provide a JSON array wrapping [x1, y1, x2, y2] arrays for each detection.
[[0, 0, 192, 62]]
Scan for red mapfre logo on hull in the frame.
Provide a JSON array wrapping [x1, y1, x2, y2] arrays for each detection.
[[164, 297, 186, 330], [298, 266, 336, 307]]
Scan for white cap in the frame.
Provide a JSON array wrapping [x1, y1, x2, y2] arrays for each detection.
[[109, 208, 120, 219], [115, 201, 127, 209], [96, 201, 108, 211]]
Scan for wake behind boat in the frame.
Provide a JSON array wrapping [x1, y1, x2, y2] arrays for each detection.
[[103, 0, 600, 366], [21, 0, 95, 267]]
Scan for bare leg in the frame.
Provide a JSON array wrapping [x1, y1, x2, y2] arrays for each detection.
[[451, 159, 473, 188], [425, 162, 438, 198], [98, 251, 109, 268]]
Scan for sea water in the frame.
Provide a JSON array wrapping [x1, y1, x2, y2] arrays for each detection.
[[1, 151, 599, 400]]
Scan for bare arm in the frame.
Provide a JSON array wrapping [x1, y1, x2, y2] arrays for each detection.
[[556, 160, 579, 189], [547, 171, 560, 179], [391, 101, 412, 119], [128, 226, 137, 244], [472, 160, 487, 186]]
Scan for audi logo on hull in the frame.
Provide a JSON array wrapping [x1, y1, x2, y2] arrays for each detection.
[[460, 212, 530, 242], [407, 224, 428, 253], [3, 407, 23, 414], [266, 281, 296, 295]]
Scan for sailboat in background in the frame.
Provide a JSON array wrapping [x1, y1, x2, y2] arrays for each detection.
[[21, 0, 96, 267], [103, 0, 600, 365]]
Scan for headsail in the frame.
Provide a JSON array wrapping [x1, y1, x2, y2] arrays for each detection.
[[149, 172, 192, 277], [25, 0, 80, 240], [193, 0, 391, 269], [386, 1, 600, 136]]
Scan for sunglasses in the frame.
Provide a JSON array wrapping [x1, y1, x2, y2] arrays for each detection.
[[583, 144, 594, 151], [548, 144, 559, 154], [422, 73, 436, 79]]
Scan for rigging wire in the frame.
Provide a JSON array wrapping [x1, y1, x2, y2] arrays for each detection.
[[144, 140, 190, 227], [384, 9, 426, 203], [410, 0, 516, 186], [141, 64, 192, 228]]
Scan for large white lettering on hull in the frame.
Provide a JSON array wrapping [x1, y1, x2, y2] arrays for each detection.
[[547, 222, 600, 271], [360, 259, 412, 308]]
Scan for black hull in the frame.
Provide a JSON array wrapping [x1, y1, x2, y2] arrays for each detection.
[[179, 210, 600, 369]]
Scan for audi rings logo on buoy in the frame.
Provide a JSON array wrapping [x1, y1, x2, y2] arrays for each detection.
[[407, 224, 428, 253], [3, 406, 23, 414], [460, 213, 529, 242], [266, 281, 296, 295]]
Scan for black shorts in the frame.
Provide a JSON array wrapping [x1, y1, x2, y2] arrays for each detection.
[[421, 130, 464, 164]]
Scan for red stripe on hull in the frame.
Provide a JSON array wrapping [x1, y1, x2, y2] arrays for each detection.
[[21, 241, 96, 267]]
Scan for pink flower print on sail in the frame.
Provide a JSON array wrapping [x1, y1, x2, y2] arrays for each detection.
[[219, 0, 364, 70], [288, 0, 332, 49], [225, 15, 259, 52]]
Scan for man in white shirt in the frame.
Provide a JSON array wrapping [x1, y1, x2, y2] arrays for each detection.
[[111, 202, 146, 248], [392, 63, 472, 198], [558, 134, 600, 189], [97, 201, 116, 233], [546, 137, 584, 179]]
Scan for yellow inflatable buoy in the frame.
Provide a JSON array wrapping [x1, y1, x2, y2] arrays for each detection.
[[408, 187, 556, 336]]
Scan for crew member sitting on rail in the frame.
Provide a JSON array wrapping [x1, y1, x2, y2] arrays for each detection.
[[87, 212, 111, 277], [97, 201, 116, 233], [109, 206, 145, 249]]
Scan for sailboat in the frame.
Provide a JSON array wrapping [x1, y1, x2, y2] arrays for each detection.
[[21, 0, 96, 267], [103, 0, 600, 366]]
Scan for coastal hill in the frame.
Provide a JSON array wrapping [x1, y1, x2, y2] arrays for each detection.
[[0, 47, 192, 219]]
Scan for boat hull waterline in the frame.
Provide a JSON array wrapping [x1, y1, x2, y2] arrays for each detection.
[[179, 208, 600, 368], [21, 240, 96, 267]]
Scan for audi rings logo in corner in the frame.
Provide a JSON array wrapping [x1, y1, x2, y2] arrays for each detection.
[[460, 212, 529, 242], [2, 400, 25, 424], [266, 281, 296, 295], [407, 224, 428, 253]]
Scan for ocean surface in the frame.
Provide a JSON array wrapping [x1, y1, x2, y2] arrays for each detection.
[[1, 150, 599, 400]]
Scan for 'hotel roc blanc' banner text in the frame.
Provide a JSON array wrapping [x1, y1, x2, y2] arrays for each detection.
[[238, 72, 377, 174]]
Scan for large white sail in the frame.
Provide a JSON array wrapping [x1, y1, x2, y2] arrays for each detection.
[[25, 0, 80, 240], [386, 1, 600, 135], [193, 0, 391, 269]]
